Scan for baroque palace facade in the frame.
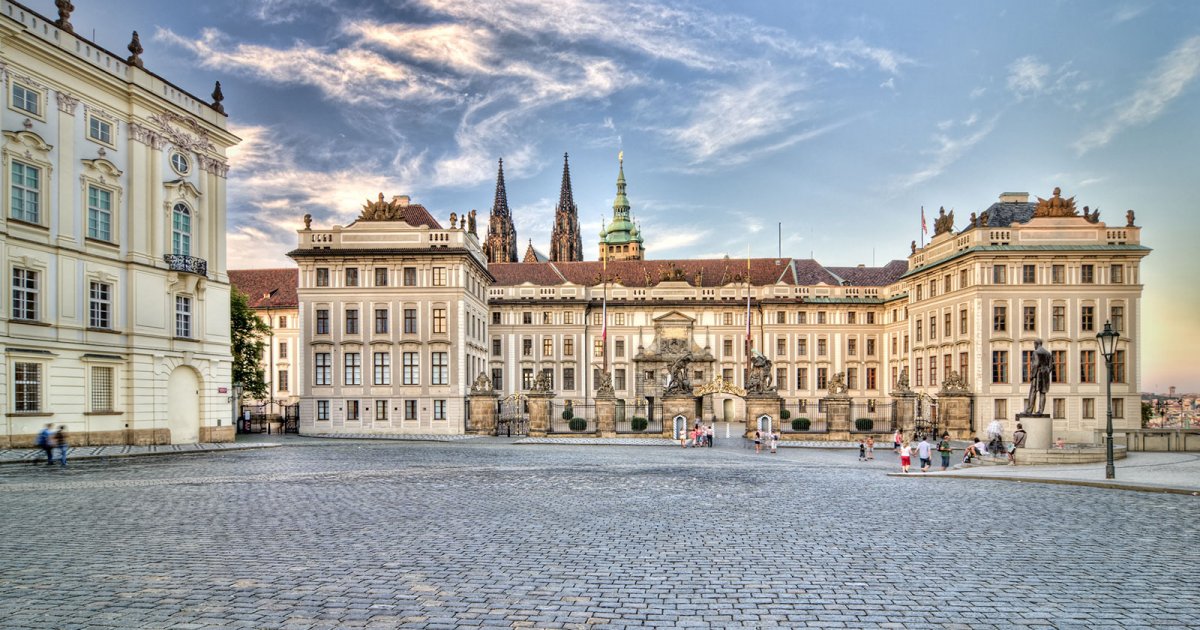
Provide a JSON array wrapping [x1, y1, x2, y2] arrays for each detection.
[[1, 1, 237, 446], [260, 150, 1148, 443]]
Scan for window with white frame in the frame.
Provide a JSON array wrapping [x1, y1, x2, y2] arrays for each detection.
[[13, 362, 42, 412], [170, 152, 190, 175], [87, 186, 113, 241], [89, 281, 111, 329], [314, 353, 331, 385], [87, 115, 114, 146], [347, 400, 360, 421], [431, 352, 449, 385], [12, 268, 38, 320], [175, 295, 192, 337], [91, 366, 114, 412], [404, 399, 417, 420], [172, 204, 192, 256], [344, 352, 361, 385], [403, 352, 419, 385], [10, 161, 41, 223], [11, 83, 41, 116], [433, 400, 446, 420], [432, 267, 447, 286], [317, 400, 330, 420], [375, 400, 387, 422], [373, 351, 391, 385], [433, 308, 447, 334]]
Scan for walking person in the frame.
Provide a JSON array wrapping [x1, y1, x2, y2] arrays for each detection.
[[866, 436, 875, 460], [916, 434, 933, 473], [55, 425, 68, 467], [858, 439, 866, 462], [1013, 423, 1027, 448], [937, 432, 953, 471], [36, 423, 54, 466], [754, 430, 762, 454], [899, 440, 913, 473], [706, 424, 714, 447], [892, 428, 902, 453], [769, 431, 779, 454]]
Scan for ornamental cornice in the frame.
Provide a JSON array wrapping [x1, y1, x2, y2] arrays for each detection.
[[56, 90, 80, 115], [128, 122, 166, 150], [149, 111, 216, 154], [197, 154, 229, 178]]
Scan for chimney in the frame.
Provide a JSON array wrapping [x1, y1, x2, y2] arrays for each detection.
[[999, 192, 1029, 203], [392, 195, 410, 206]]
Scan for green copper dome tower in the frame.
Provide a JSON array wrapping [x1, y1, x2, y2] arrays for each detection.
[[599, 151, 644, 262]]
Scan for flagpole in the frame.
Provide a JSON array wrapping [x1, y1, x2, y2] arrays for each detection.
[[602, 249, 608, 374], [920, 205, 926, 248], [746, 242, 752, 390]]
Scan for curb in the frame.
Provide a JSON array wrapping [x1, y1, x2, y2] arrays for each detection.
[[0, 443, 281, 466], [886, 471, 1200, 496]]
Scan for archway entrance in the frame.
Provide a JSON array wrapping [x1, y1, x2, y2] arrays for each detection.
[[167, 366, 201, 444], [757, 414, 773, 435]]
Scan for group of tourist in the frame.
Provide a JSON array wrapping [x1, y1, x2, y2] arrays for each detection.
[[894, 433, 954, 473], [888, 422, 1030, 472], [753, 429, 779, 454], [35, 423, 69, 467], [680, 423, 714, 448]]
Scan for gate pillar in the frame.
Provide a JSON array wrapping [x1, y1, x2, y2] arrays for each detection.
[[745, 394, 782, 438], [469, 392, 499, 436], [595, 392, 617, 438], [527, 391, 553, 438]]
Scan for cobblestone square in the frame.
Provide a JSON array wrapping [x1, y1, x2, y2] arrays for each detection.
[[0, 440, 1196, 628]]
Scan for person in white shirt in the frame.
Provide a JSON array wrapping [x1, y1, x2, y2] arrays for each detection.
[[916, 436, 933, 472], [899, 441, 913, 473]]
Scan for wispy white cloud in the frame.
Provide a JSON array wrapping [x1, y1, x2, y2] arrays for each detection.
[[894, 114, 1000, 190], [969, 86, 987, 99], [1075, 35, 1200, 154], [1111, 4, 1149, 24], [1007, 55, 1051, 99]]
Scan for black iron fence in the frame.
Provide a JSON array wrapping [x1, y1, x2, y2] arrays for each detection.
[[849, 401, 897, 434], [498, 397, 528, 436], [549, 401, 596, 434], [616, 414, 663, 434], [781, 399, 828, 433]]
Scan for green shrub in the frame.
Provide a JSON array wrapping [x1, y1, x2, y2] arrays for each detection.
[[631, 417, 648, 431], [568, 417, 587, 431], [792, 417, 811, 431], [855, 418, 874, 432], [781, 409, 791, 420], [562, 410, 573, 420]]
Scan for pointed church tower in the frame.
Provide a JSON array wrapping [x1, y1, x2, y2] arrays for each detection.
[[484, 158, 518, 263], [598, 151, 644, 262], [549, 152, 583, 262]]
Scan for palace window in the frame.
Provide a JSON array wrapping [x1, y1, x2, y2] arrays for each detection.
[[797, 312, 807, 325], [11, 83, 41, 116], [849, 311, 858, 324], [403, 352, 419, 385], [817, 367, 828, 389], [1112, 350, 1126, 384], [1111, 306, 1124, 333], [723, 339, 733, 355], [543, 338, 554, 357], [344, 352, 361, 385], [404, 400, 418, 421], [848, 338, 857, 356], [491, 368, 503, 391], [615, 339, 625, 357], [867, 367, 877, 390], [433, 308, 447, 334], [916, 320, 922, 342], [91, 366, 114, 412], [614, 313, 625, 326], [10, 268, 38, 321], [798, 338, 807, 356], [817, 311, 827, 324], [594, 339, 603, 358], [492, 338, 502, 356], [374, 308, 388, 334], [1022, 264, 1036, 284], [1114, 398, 1125, 419], [847, 368, 858, 390], [1021, 350, 1033, 383], [373, 352, 391, 385], [523, 312, 533, 325], [375, 401, 387, 422], [776, 311, 786, 324], [316, 309, 329, 335], [172, 204, 192, 256], [315, 268, 329, 287], [314, 353, 331, 385], [1052, 265, 1065, 284], [776, 338, 786, 355], [817, 338, 827, 356], [1023, 306, 1036, 332], [14, 362, 42, 412], [89, 281, 111, 329], [563, 368, 575, 390], [175, 296, 192, 338], [345, 309, 359, 334], [993, 305, 1007, 332], [992, 350, 1009, 384], [866, 338, 876, 356], [492, 311, 501, 325], [432, 267, 447, 286], [431, 352, 449, 385], [615, 369, 626, 390], [796, 367, 807, 390], [563, 338, 574, 356], [1052, 306, 1065, 332], [86, 186, 113, 241], [374, 267, 388, 286], [522, 368, 534, 390], [543, 311, 552, 324], [992, 265, 1006, 284], [564, 312, 574, 324], [278, 370, 288, 391], [170, 152, 190, 175], [1083, 398, 1095, 419], [347, 400, 360, 422], [916, 358, 923, 387], [867, 312, 875, 324], [1111, 264, 1124, 284], [1080, 350, 1096, 383], [929, 316, 936, 340], [1081, 306, 1095, 332], [1052, 350, 1066, 383], [10, 161, 41, 223], [994, 398, 1007, 420], [1081, 264, 1094, 284], [434, 400, 447, 421], [523, 338, 533, 356], [403, 267, 417, 286], [960, 352, 969, 379], [404, 309, 417, 334], [959, 269, 968, 289], [317, 400, 330, 421], [928, 362, 936, 388], [88, 115, 114, 146]]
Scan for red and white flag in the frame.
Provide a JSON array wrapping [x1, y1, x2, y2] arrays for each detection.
[[921, 206, 928, 235]]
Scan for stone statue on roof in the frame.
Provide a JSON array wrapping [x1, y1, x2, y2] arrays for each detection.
[[933, 207, 955, 235], [1126, 209, 1136, 227], [1034, 187, 1078, 218]]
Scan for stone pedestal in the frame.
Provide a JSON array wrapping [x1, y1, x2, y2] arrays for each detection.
[[939, 394, 973, 440], [744, 394, 783, 438], [1019, 413, 1052, 450], [893, 392, 916, 430], [824, 396, 851, 436], [595, 395, 617, 438], [469, 392, 498, 436], [527, 392, 553, 438], [661, 395, 697, 439]]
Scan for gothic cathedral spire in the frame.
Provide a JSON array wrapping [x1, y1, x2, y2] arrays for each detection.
[[549, 152, 583, 262], [484, 158, 518, 263]]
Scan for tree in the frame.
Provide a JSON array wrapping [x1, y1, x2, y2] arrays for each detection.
[[1141, 402, 1153, 428], [231, 287, 270, 399]]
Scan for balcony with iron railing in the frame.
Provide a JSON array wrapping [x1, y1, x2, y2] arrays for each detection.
[[163, 254, 208, 277]]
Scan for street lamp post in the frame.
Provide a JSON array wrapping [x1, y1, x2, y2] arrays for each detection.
[[262, 289, 279, 426], [1096, 321, 1119, 480]]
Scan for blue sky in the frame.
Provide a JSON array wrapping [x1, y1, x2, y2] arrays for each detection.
[[57, 0, 1200, 390]]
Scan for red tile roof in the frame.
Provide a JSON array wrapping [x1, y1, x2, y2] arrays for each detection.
[[825, 260, 908, 286], [229, 268, 299, 308], [489, 258, 859, 288]]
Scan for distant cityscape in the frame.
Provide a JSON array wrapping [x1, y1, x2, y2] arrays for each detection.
[[1142, 386, 1197, 428]]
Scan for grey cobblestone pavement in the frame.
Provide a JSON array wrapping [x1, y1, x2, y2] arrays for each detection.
[[0, 441, 280, 465], [0, 440, 1197, 628], [308, 433, 481, 442]]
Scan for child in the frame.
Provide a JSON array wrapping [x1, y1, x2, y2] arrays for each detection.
[[858, 439, 866, 461], [899, 440, 912, 473], [1055, 437, 1065, 449], [866, 436, 875, 460]]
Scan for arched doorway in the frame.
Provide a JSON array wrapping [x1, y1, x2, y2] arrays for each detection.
[[167, 366, 201, 444], [757, 414, 773, 435]]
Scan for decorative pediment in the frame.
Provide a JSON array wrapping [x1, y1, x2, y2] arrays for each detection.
[[652, 311, 695, 324], [81, 158, 122, 180], [149, 111, 216, 154], [164, 179, 202, 204], [3, 130, 53, 156]]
